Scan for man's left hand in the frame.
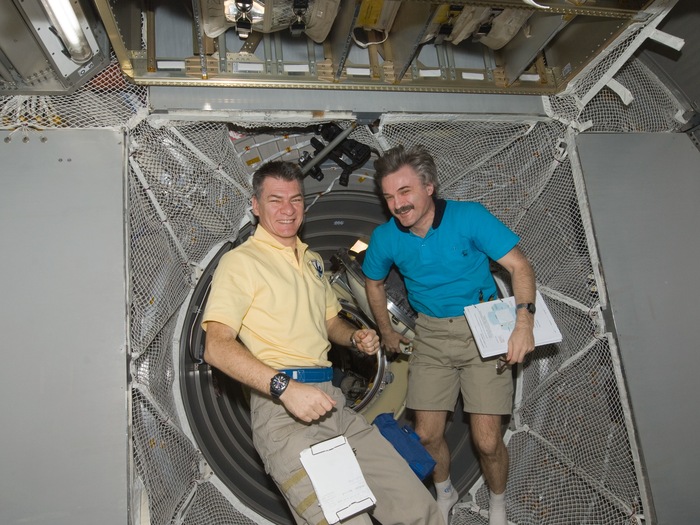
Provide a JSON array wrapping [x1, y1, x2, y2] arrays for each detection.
[[353, 329, 381, 356], [506, 324, 535, 364]]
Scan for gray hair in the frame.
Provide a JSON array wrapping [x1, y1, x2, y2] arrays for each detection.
[[251, 161, 304, 200], [373, 144, 439, 194]]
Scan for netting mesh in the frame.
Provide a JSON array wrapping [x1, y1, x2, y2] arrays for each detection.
[[0, 7, 688, 521], [545, 1, 685, 133], [132, 386, 205, 525], [580, 58, 686, 133], [454, 430, 639, 525], [0, 57, 147, 130], [128, 120, 251, 355], [181, 483, 258, 525], [128, 168, 191, 354], [518, 159, 595, 308]]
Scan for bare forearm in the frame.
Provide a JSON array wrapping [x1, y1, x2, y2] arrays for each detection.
[[511, 260, 536, 305], [497, 247, 537, 362], [326, 315, 381, 356], [204, 322, 277, 394], [498, 247, 536, 328], [326, 314, 357, 348], [365, 278, 394, 335], [510, 256, 536, 328], [365, 278, 409, 353]]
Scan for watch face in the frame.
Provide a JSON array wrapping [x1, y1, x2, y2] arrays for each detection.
[[270, 373, 289, 398]]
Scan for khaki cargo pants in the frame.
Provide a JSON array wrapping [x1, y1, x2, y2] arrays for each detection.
[[250, 382, 444, 525]]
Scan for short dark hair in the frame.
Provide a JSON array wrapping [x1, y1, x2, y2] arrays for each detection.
[[252, 161, 304, 200], [373, 144, 439, 193]]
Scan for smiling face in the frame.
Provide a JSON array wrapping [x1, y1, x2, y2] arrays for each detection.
[[251, 176, 305, 247], [381, 164, 435, 237]]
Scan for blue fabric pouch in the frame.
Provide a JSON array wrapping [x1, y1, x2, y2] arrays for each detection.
[[373, 412, 436, 480]]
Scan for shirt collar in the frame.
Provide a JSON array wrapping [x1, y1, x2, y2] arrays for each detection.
[[253, 225, 307, 254], [394, 198, 446, 233]]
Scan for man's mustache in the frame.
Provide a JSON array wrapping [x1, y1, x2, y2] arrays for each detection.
[[394, 205, 414, 215]]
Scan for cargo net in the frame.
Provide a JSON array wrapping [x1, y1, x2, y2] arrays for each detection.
[[545, 0, 686, 133], [126, 120, 254, 525], [128, 119, 252, 356], [127, 107, 654, 525], [0, 56, 147, 131], [579, 58, 686, 133]]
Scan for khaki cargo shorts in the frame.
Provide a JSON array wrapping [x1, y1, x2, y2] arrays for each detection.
[[406, 313, 514, 415]]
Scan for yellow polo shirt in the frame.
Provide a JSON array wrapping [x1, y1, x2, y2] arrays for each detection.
[[202, 226, 340, 369]]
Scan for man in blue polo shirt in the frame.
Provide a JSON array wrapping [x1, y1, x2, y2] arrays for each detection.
[[364, 145, 536, 525]]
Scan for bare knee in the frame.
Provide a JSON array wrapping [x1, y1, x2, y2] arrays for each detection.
[[414, 411, 447, 446], [416, 426, 443, 448], [470, 414, 505, 458], [472, 431, 504, 458]]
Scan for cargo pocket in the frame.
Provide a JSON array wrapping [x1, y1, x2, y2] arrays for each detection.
[[261, 421, 327, 524]]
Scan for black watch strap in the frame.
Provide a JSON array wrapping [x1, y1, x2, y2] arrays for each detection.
[[516, 302, 536, 315], [270, 372, 290, 399]]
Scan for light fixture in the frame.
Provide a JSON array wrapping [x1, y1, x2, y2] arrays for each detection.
[[1, 0, 110, 94], [39, 0, 93, 63], [289, 0, 308, 37], [223, 0, 255, 40]]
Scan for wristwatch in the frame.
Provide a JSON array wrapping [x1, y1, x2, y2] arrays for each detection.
[[516, 302, 536, 315], [270, 372, 290, 399]]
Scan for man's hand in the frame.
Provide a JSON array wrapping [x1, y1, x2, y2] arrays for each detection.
[[352, 328, 382, 356], [497, 247, 537, 365], [365, 277, 411, 354], [280, 381, 337, 423], [378, 328, 411, 354], [505, 321, 535, 364]]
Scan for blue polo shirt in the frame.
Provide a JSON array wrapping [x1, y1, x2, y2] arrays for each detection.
[[362, 199, 519, 318]]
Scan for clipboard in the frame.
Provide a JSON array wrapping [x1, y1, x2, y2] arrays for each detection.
[[299, 435, 376, 523], [463, 290, 563, 358]]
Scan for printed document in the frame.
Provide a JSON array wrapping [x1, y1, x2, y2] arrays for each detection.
[[463, 290, 562, 358], [299, 435, 376, 523]]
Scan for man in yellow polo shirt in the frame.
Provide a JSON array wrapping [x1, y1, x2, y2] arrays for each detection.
[[202, 160, 444, 525]]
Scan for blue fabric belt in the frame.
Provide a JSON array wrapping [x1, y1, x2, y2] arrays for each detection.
[[279, 367, 333, 383]]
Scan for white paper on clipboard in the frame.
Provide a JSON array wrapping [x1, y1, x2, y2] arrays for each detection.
[[299, 435, 376, 524], [463, 290, 563, 358]]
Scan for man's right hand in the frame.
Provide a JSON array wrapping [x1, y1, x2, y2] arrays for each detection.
[[280, 381, 337, 423], [379, 329, 411, 354]]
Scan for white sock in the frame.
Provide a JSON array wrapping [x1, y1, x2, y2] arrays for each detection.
[[435, 478, 459, 524], [489, 490, 507, 525]]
